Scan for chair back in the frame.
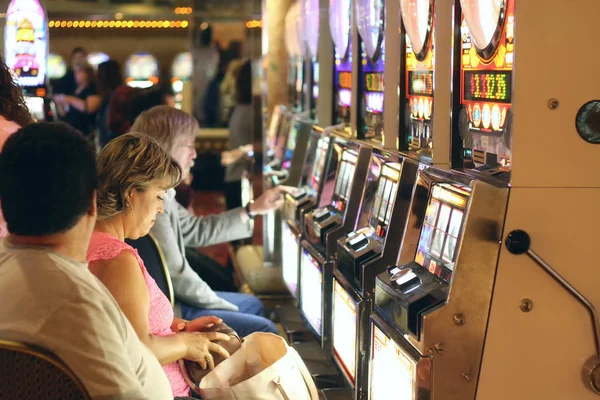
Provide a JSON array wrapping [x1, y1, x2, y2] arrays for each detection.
[[0, 339, 91, 399], [126, 233, 175, 306]]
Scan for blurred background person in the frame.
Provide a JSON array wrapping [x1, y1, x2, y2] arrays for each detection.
[[96, 59, 123, 147], [53, 47, 87, 96], [224, 59, 254, 211], [54, 62, 101, 139]]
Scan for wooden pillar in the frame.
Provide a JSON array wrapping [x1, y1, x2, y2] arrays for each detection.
[[264, 0, 293, 119]]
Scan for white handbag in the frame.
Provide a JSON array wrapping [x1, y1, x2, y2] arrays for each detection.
[[198, 332, 319, 400]]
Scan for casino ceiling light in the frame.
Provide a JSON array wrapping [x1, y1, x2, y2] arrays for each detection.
[[175, 7, 193, 14], [48, 19, 190, 29], [245, 19, 262, 28]]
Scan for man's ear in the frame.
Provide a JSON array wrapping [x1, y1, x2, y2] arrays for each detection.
[[88, 191, 97, 217]]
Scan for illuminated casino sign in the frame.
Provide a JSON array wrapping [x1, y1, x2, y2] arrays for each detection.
[[4, 0, 48, 92]]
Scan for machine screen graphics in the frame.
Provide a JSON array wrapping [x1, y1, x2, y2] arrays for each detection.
[[282, 224, 299, 297], [332, 150, 358, 212], [463, 70, 512, 103], [333, 279, 357, 382], [415, 184, 469, 282], [300, 250, 323, 335], [370, 325, 415, 400], [308, 137, 330, 194], [125, 52, 159, 88], [4, 0, 48, 90], [267, 110, 282, 154], [25, 97, 44, 122], [458, 0, 514, 171], [370, 164, 401, 239], [283, 125, 299, 169], [408, 70, 434, 97]]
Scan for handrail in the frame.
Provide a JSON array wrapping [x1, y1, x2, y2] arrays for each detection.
[[506, 229, 600, 394]]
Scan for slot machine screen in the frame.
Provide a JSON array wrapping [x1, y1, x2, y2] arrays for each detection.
[[87, 52, 110, 70], [275, 116, 292, 161], [47, 53, 66, 80], [415, 183, 469, 282], [171, 52, 192, 81], [300, 249, 323, 336], [369, 163, 401, 239], [333, 279, 357, 383], [307, 136, 330, 194], [4, 0, 48, 91], [125, 52, 159, 88], [370, 324, 416, 400], [282, 124, 299, 169], [282, 223, 300, 297], [266, 109, 282, 156], [331, 149, 358, 212], [25, 97, 45, 122]]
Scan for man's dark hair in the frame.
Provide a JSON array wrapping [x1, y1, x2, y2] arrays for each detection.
[[0, 123, 98, 236]]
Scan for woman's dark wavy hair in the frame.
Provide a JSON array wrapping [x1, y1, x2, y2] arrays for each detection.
[[0, 56, 33, 127]]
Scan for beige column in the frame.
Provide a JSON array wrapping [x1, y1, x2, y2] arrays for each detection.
[[264, 0, 293, 119]]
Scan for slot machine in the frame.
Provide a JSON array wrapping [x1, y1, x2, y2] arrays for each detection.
[[170, 52, 192, 111], [356, 0, 385, 142], [304, 0, 320, 120], [87, 52, 110, 70], [398, 0, 436, 162], [371, 0, 600, 398], [323, 151, 419, 400], [329, 0, 353, 132], [280, 126, 325, 300], [455, 0, 512, 178], [125, 52, 159, 89], [47, 53, 66, 82], [282, 127, 333, 231], [4, 0, 54, 122], [263, 116, 313, 268], [266, 116, 313, 188], [285, 1, 307, 112], [371, 167, 508, 400], [294, 138, 375, 387], [464, 0, 600, 398]]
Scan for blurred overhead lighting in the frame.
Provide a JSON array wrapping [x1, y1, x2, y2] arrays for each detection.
[[48, 19, 191, 29], [175, 7, 192, 14], [245, 19, 262, 29]]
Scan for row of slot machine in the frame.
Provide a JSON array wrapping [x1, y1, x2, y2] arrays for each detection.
[[258, 0, 600, 399], [3, 0, 193, 121], [48, 51, 193, 110]]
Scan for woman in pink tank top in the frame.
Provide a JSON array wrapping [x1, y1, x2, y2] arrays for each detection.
[[87, 133, 231, 398]]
